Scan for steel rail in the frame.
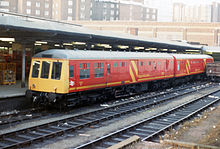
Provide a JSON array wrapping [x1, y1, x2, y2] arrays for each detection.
[[74, 88, 220, 149], [0, 82, 205, 127], [0, 82, 214, 148], [0, 107, 46, 126]]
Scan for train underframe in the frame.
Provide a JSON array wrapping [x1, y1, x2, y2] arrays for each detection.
[[26, 73, 205, 108]]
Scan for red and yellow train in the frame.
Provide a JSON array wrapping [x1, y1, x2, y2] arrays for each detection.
[[26, 49, 213, 107]]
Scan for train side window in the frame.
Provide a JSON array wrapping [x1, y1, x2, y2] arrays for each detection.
[[79, 63, 90, 79], [154, 62, 157, 70], [177, 61, 180, 71], [95, 62, 104, 78], [122, 62, 126, 67], [69, 65, 74, 78], [113, 62, 117, 67], [51, 62, 62, 80], [107, 64, 111, 74], [165, 62, 167, 71], [41, 61, 50, 79], [32, 61, 40, 78]]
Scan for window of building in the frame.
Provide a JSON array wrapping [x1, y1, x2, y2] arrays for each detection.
[[146, 14, 149, 19], [68, 0, 73, 6], [67, 16, 72, 21], [94, 63, 104, 78], [27, 1, 31, 6], [26, 9, 31, 14], [111, 4, 114, 8], [41, 61, 50, 79], [32, 61, 40, 78], [152, 15, 155, 19], [69, 65, 74, 78], [111, 10, 114, 15], [0, 8, 9, 12], [36, 10, 40, 15], [81, 5, 85, 11], [45, 11, 49, 16], [36, 2, 40, 7], [147, 9, 149, 13], [51, 62, 62, 80], [68, 8, 72, 14], [79, 63, 90, 79], [80, 13, 85, 19], [103, 9, 107, 15], [0, 1, 9, 6], [81, 0, 85, 2], [45, 3, 49, 8]]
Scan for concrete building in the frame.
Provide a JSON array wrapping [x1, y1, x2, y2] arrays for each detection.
[[173, 2, 214, 23], [211, 2, 220, 22], [119, 0, 157, 21], [74, 21, 220, 46], [17, 0, 53, 19], [91, 0, 119, 21], [0, 0, 18, 13]]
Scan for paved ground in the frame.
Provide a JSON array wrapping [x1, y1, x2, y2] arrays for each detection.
[[0, 80, 27, 99]]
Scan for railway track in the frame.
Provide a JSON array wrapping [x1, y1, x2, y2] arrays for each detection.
[[75, 88, 220, 149], [0, 82, 215, 148], [0, 108, 45, 126], [0, 82, 207, 128]]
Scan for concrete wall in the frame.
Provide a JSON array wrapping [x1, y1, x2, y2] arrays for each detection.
[[74, 21, 220, 46]]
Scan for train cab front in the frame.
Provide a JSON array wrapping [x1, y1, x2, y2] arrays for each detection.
[[26, 58, 68, 105]]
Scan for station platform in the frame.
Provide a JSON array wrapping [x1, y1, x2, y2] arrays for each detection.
[[0, 81, 27, 99]]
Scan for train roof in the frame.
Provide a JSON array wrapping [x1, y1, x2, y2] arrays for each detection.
[[172, 54, 212, 59], [33, 49, 173, 59], [33, 49, 212, 60]]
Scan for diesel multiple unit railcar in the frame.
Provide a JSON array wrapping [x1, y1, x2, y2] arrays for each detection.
[[26, 49, 213, 107]]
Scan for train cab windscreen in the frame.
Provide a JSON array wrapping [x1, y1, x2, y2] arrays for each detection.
[[41, 61, 51, 79]]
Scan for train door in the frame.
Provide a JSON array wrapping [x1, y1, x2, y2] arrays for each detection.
[[69, 62, 77, 91], [164, 59, 169, 77], [106, 63, 111, 85]]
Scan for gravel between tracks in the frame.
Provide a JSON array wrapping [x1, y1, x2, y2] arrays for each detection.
[[28, 84, 220, 149]]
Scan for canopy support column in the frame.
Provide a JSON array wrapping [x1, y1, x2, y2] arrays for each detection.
[[21, 45, 26, 88]]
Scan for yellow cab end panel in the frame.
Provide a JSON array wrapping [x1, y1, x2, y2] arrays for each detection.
[[29, 58, 69, 94]]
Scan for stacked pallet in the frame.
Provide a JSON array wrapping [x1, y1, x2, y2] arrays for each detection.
[[0, 63, 16, 85]]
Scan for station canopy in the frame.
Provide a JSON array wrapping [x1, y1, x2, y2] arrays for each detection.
[[0, 15, 202, 51]]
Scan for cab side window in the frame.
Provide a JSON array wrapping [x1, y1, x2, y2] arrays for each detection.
[[51, 62, 62, 80], [32, 61, 40, 78]]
